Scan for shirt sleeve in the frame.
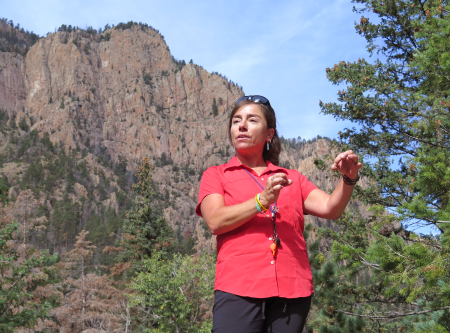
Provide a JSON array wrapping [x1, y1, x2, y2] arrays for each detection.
[[297, 171, 319, 204], [196, 166, 224, 217]]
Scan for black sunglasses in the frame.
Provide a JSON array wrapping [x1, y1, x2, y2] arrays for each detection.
[[235, 95, 271, 107]]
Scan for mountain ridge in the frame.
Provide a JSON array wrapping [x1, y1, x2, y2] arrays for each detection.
[[0, 21, 348, 255]]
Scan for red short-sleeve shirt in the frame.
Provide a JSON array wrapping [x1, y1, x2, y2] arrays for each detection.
[[196, 156, 318, 298]]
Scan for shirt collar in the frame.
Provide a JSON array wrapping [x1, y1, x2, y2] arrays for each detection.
[[223, 155, 289, 175]]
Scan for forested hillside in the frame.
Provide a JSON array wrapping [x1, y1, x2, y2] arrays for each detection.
[[3, 0, 448, 330], [0, 17, 345, 332]]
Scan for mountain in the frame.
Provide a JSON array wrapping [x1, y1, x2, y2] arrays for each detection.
[[0, 21, 349, 255]]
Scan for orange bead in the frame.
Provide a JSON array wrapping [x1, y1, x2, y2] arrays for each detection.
[[270, 243, 277, 256]]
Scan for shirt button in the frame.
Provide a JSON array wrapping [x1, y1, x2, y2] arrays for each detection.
[[271, 261, 274, 265], [261, 178, 264, 180], [266, 215, 270, 218], [269, 237, 272, 241]]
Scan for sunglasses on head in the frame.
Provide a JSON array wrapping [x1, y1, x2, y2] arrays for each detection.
[[235, 95, 271, 107]]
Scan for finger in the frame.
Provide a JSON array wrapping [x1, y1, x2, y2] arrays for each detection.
[[333, 152, 347, 165], [273, 179, 293, 187], [333, 151, 360, 171], [274, 172, 288, 179], [346, 162, 363, 177], [273, 176, 293, 186], [332, 159, 345, 172], [273, 184, 284, 191], [271, 173, 286, 182], [272, 176, 286, 184], [346, 153, 358, 163], [343, 152, 357, 162]]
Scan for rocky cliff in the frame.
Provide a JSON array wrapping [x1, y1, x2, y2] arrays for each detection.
[[0, 22, 348, 254]]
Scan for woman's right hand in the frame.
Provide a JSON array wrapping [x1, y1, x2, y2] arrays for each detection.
[[259, 173, 293, 207]]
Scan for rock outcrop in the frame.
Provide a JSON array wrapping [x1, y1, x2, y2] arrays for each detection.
[[0, 23, 346, 253]]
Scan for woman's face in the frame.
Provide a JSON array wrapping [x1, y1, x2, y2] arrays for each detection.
[[230, 104, 274, 154]]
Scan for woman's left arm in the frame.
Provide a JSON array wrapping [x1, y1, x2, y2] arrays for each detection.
[[303, 150, 362, 220]]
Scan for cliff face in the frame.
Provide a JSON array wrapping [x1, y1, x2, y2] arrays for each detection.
[[26, 26, 239, 164], [0, 52, 26, 114], [0, 24, 342, 253]]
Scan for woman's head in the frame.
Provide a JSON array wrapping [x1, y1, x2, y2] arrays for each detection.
[[228, 96, 281, 166]]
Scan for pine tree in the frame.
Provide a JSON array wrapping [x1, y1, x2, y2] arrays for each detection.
[[116, 157, 173, 269], [0, 175, 8, 203], [212, 98, 218, 117], [311, 0, 450, 331], [53, 230, 124, 332], [0, 191, 60, 332]]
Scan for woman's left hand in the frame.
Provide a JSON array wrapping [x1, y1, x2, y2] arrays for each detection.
[[305, 150, 363, 219], [331, 150, 362, 179]]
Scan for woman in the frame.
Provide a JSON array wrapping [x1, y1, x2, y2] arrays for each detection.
[[196, 95, 362, 332]]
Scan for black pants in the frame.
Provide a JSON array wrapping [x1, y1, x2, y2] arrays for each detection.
[[212, 290, 312, 333]]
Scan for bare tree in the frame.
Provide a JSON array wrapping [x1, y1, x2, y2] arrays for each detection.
[[53, 230, 124, 332]]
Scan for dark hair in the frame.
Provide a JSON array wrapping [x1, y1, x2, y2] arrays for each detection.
[[228, 99, 281, 166]]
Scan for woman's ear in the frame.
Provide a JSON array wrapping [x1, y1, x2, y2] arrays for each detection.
[[267, 128, 275, 141]]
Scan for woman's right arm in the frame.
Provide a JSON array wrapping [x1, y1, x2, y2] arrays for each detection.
[[200, 173, 292, 235], [200, 194, 260, 235]]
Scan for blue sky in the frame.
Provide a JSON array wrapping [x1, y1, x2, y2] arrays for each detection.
[[2, 0, 371, 141]]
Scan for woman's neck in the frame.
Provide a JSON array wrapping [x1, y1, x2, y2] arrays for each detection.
[[235, 152, 267, 174]]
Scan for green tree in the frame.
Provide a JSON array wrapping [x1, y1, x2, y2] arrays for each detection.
[[21, 159, 45, 189], [85, 212, 107, 246], [0, 175, 8, 203], [311, 0, 450, 331], [0, 192, 61, 332], [130, 252, 215, 332], [18, 117, 29, 131], [117, 157, 173, 267], [40, 132, 54, 152], [115, 155, 128, 188], [50, 198, 82, 250], [212, 98, 218, 117]]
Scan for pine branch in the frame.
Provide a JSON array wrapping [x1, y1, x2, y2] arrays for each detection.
[[9, 273, 24, 289], [336, 305, 450, 320], [384, 240, 411, 261], [404, 237, 442, 250], [358, 254, 382, 271]]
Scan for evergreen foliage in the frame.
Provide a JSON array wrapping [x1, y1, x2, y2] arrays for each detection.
[[118, 157, 173, 266], [0, 17, 40, 55], [0, 195, 60, 332], [212, 98, 218, 117], [310, 0, 450, 331], [40, 132, 54, 152], [0, 223, 59, 332], [0, 175, 9, 203], [18, 118, 29, 132], [130, 252, 215, 332], [0, 113, 131, 253], [51, 199, 81, 249], [172, 56, 187, 71]]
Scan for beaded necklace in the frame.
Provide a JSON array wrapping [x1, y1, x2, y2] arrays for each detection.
[[242, 168, 281, 255]]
